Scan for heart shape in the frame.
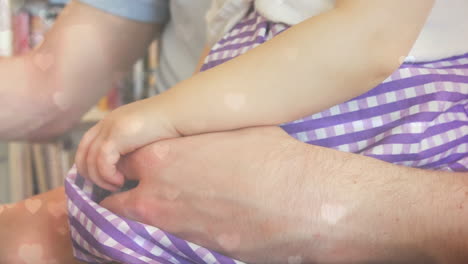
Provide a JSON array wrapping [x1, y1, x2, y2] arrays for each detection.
[[321, 204, 347, 225], [18, 244, 44, 264], [57, 225, 69, 236], [52, 92, 71, 111], [25, 199, 42, 215], [224, 93, 246, 111], [162, 187, 181, 201], [47, 201, 67, 218], [151, 144, 171, 161], [217, 233, 241, 251], [33, 52, 54, 71]]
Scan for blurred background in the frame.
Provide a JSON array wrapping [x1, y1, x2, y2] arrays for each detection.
[[0, 0, 160, 203]]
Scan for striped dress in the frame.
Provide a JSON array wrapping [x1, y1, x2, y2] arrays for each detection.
[[65, 10, 468, 264], [202, 11, 468, 172]]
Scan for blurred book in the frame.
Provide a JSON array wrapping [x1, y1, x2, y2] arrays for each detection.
[[30, 10, 48, 48], [0, 0, 12, 203], [13, 10, 29, 54], [0, 143, 9, 203], [133, 59, 145, 101], [8, 142, 33, 202], [44, 142, 63, 189], [32, 144, 48, 193], [147, 40, 159, 97], [0, 0, 13, 56]]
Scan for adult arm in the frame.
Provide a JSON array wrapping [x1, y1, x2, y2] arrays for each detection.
[[76, 0, 437, 190], [0, 0, 160, 140], [102, 127, 468, 263]]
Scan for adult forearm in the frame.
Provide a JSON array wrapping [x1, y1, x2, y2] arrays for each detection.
[[0, 1, 160, 141], [420, 169, 468, 263], [155, 0, 433, 136], [0, 51, 98, 141], [297, 144, 468, 263], [0, 56, 57, 140], [26, 1, 160, 141], [102, 126, 465, 263]]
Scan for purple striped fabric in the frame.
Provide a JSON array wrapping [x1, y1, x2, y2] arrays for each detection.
[[203, 11, 468, 172], [65, 168, 244, 264], [65, 9, 468, 264]]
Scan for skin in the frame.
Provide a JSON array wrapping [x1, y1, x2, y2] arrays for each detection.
[[2, 127, 468, 263], [0, 188, 83, 264], [0, 2, 158, 262], [0, 1, 160, 141], [99, 126, 468, 264], [2, 0, 467, 263], [74, 0, 436, 192]]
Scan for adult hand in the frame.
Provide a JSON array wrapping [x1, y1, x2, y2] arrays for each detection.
[[101, 127, 468, 264]]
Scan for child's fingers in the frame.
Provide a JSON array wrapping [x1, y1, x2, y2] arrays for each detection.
[[76, 123, 101, 178], [86, 135, 119, 192], [114, 170, 126, 187], [96, 143, 124, 187]]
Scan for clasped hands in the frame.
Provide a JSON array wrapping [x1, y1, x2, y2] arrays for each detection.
[[79, 125, 448, 264]]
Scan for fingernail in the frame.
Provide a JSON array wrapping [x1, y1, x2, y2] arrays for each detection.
[[106, 176, 123, 188]]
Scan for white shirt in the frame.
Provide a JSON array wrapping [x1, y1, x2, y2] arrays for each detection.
[[206, 0, 468, 62]]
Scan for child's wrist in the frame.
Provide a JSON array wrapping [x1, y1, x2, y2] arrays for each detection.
[[142, 95, 182, 137], [150, 93, 204, 137]]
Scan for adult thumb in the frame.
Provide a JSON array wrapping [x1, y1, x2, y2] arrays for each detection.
[[99, 189, 143, 222], [117, 154, 142, 181]]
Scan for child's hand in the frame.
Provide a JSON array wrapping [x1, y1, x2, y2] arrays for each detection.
[[75, 99, 179, 191]]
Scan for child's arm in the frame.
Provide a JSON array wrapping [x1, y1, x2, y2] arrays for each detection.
[[76, 0, 435, 190], [164, 0, 435, 134]]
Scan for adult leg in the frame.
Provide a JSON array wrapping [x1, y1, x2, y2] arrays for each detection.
[[0, 187, 84, 264]]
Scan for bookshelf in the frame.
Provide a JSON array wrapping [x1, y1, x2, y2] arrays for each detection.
[[0, 0, 13, 203], [82, 107, 109, 123], [0, 0, 159, 203]]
